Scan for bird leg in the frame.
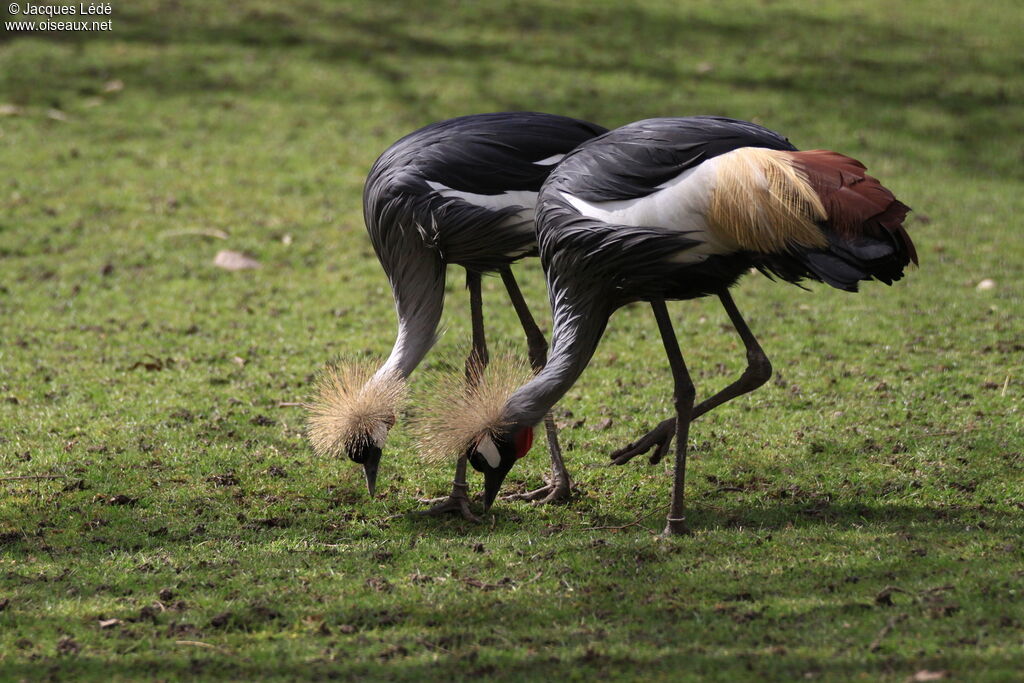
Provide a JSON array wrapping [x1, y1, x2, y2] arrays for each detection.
[[419, 271, 488, 522], [501, 413, 571, 504], [465, 270, 489, 379], [610, 289, 771, 466], [497, 268, 572, 505], [650, 299, 694, 536]]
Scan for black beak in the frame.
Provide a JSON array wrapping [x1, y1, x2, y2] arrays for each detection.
[[482, 462, 514, 512], [361, 444, 382, 497]]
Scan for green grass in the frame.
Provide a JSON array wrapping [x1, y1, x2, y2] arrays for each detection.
[[2, 0, 1023, 679]]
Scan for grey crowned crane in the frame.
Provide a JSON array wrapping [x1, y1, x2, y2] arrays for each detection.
[[418, 116, 917, 535], [306, 112, 607, 520]]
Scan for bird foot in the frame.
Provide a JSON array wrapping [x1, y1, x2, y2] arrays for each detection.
[[417, 482, 481, 523], [609, 418, 676, 466], [418, 495, 453, 505], [418, 496, 481, 523], [661, 516, 690, 537], [501, 479, 571, 505]]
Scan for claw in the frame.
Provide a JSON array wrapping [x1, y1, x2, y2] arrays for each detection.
[[418, 495, 482, 523], [417, 476, 481, 522], [649, 438, 672, 465], [501, 480, 571, 505], [609, 418, 676, 465]]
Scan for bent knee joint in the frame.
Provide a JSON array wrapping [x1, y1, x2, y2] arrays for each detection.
[[746, 354, 772, 384]]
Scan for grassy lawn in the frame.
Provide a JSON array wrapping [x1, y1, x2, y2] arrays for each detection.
[[2, 0, 1023, 679]]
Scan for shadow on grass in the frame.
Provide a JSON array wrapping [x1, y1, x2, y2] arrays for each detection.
[[0, 650, 1005, 681], [3, 487, 1019, 677], [1, 493, 1017, 559], [684, 499, 1019, 532], [1, 1, 1018, 177]]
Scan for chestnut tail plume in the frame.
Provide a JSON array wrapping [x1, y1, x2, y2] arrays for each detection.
[[763, 150, 917, 292]]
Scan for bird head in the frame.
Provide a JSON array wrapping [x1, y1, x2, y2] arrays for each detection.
[[466, 426, 535, 510], [306, 361, 406, 497], [412, 350, 537, 510], [343, 417, 393, 497]]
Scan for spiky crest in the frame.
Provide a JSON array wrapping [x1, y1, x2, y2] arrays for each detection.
[[305, 359, 407, 458], [708, 147, 829, 252], [412, 352, 534, 464]]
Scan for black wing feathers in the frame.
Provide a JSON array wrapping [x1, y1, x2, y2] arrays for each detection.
[[538, 117, 793, 302], [558, 116, 796, 202], [364, 112, 607, 273], [377, 112, 607, 196], [539, 116, 914, 297]]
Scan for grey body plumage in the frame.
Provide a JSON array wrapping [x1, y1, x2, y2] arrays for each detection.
[[504, 117, 798, 426], [465, 116, 915, 532], [364, 112, 607, 381], [354, 112, 607, 507]]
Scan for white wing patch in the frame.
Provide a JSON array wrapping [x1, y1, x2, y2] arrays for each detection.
[[532, 153, 565, 166], [560, 157, 734, 264], [425, 180, 537, 214], [476, 434, 501, 469]]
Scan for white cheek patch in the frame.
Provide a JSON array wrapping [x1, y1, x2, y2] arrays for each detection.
[[476, 434, 501, 469], [369, 422, 389, 448]]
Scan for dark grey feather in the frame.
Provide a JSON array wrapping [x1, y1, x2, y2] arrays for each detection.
[[361, 112, 607, 380], [364, 112, 607, 274], [553, 116, 796, 203]]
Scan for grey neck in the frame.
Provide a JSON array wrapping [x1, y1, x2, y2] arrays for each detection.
[[375, 246, 446, 381], [377, 316, 438, 381], [503, 287, 609, 426]]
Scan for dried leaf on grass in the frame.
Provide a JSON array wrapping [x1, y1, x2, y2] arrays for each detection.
[[129, 355, 174, 372], [213, 250, 261, 270], [56, 636, 79, 655], [159, 228, 229, 241], [908, 671, 949, 682]]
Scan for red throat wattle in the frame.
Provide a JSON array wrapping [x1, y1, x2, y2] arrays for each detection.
[[514, 427, 534, 460]]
